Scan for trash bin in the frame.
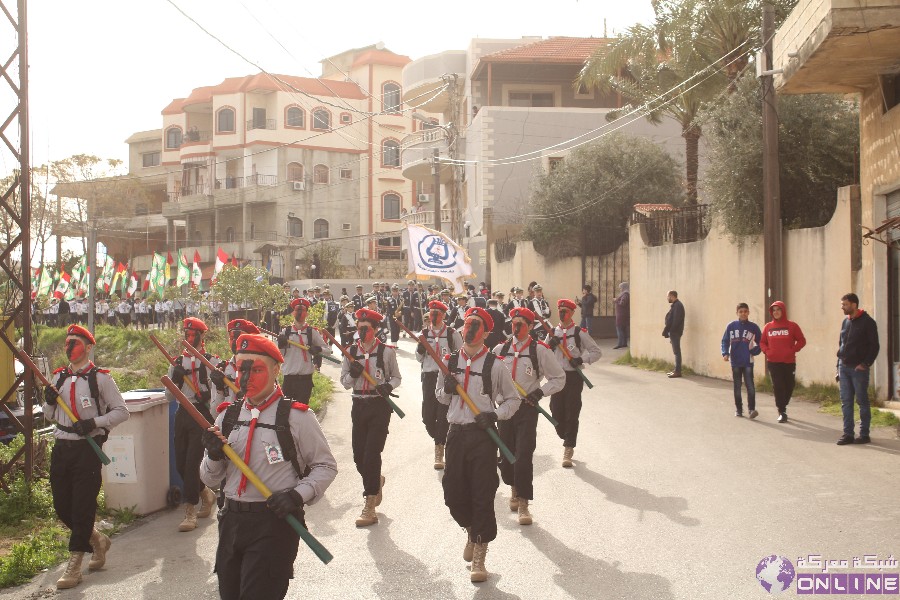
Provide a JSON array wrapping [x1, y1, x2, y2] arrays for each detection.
[[102, 389, 169, 515], [167, 397, 185, 507]]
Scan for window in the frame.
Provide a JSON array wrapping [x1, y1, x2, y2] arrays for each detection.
[[383, 193, 401, 220], [314, 219, 329, 239], [288, 217, 303, 238], [421, 119, 439, 130], [340, 168, 352, 180], [378, 236, 401, 247], [192, 230, 202, 246], [287, 162, 304, 182], [312, 108, 331, 131], [508, 91, 554, 107], [382, 82, 401, 114], [382, 139, 400, 167], [574, 83, 595, 100], [217, 107, 235, 133], [165, 127, 183, 149], [314, 164, 329, 184], [142, 151, 160, 168], [881, 73, 900, 113], [134, 203, 148, 216], [286, 106, 305, 128], [548, 157, 564, 173], [225, 227, 235, 243], [340, 112, 352, 124]]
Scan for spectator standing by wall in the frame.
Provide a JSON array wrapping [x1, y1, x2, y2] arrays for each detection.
[[721, 303, 762, 418], [835, 293, 879, 445], [577, 285, 597, 336], [613, 282, 630, 349], [759, 301, 806, 423], [662, 291, 685, 378]]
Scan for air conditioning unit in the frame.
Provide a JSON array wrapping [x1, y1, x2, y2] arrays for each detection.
[[342, 223, 352, 231], [292, 181, 306, 191], [418, 193, 432, 203]]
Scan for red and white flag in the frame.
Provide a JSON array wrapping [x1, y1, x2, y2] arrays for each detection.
[[214, 247, 229, 280], [191, 250, 203, 288], [54, 271, 71, 299], [127, 272, 139, 298], [142, 272, 150, 292]]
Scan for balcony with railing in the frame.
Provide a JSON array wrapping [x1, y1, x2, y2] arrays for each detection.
[[179, 129, 213, 160], [401, 50, 467, 113], [246, 118, 276, 131], [631, 204, 711, 247], [400, 128, 452, 182], [400, 208, 452, 227]]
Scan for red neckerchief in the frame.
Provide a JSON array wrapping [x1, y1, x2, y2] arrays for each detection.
[[560, 322, 576, 353], [292, 323, 309, 361], [237, 386, 283, 497], [429, 324, 447, 356], [182, 344, 206, 397], [509, 337, 531, 380], [356, 338, 380, 391], [460, 346, 488, 408], [67, 361, 95, 420]]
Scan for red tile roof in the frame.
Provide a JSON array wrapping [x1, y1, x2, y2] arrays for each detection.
[[480, 37, 613, 65], [162, 74, 368, 115]]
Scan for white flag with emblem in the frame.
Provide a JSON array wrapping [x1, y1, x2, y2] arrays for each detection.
[[404, 224, 475, 294]]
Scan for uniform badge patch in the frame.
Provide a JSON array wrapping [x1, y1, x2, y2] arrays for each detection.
[[525, 365, 534, 376], [567, 343, 576, 352], [375, 368, 383, 380], [80, 396, 92, 409], [264, 443, 284, 465]]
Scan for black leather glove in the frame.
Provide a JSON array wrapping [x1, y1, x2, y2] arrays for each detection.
[[349, 361, 364, 378], [525, 389, 544, 404], [171, 363, 187, 387], [474, 411, 497, 430], [266, 489, 305, 519], [443, 375, 460, 394], [416, 342, 426, 355], [209, 369, 226, 390], [662, 330, 669, 338], [547, 336, 561, 350], [199, 389, 212, 403], [202, 429, 226, 461], [569, 356, 584, 368], [376, 383, 393, 398], [43, 387, 58, 406], [277, 331, 289, 348], [309, 345, 323, 356], [73, 418, 96, 437]]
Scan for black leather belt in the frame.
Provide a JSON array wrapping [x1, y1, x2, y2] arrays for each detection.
[[225, 499, 269, 513], [352, 390, 382, 397], [449, 422, 482, 432]]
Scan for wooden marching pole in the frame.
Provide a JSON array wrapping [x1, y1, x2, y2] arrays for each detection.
[[536, 318, 594, 389], [149, 334, 200, 394]]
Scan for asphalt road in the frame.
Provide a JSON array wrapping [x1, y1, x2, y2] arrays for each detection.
[[5, 338, 899, 600]]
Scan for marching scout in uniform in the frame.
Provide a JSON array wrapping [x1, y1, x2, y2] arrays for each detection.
[[277, 298, 332, 402]]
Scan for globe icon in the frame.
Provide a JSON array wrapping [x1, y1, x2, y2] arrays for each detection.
[[756, 555, 795, 594]]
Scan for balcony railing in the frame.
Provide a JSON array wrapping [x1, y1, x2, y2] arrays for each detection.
[[246, 119, 276, 131], [631, 204, 711, 246], [214, 174, 279, 189], [246, 229, 278, 242], [167, 184, 212, 202], [183, 129, 212, 143], [401, 209, 451, 227], [400, 128, 449, 152]]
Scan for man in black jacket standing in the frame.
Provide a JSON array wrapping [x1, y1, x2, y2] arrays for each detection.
[[836, 293, 879, 445], [662, 290, 685, 378]]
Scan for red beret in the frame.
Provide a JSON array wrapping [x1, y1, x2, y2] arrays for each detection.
[[464, 307, 494, 331], [290, 298, 311, 310], [509, 307, 536, 323], [235, 333, 284, 363], [183, 317, 208, 332], [428, 300, 449, 312], [355, 308, 383, 324], [66, 324, 95, 344], [227, 319, 260, 335], [557, 299, 577, 311]]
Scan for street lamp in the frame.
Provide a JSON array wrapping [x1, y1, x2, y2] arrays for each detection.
[[294, 265, 300, 280]]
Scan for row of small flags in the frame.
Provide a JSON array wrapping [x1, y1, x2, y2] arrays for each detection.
[[30, 247, 242, 300]]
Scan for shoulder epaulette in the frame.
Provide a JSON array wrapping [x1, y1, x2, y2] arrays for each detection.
[[53, 366, 66, 374], [96, 368, 111, 374], [385, 344, 397, 350], [216, 401, 232, 414], [581, 328, 588, 333], [537, 340, 550, 349], [290, 401, 309, 411]]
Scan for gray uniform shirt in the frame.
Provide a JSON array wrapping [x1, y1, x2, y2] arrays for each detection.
[[282, 324, 332, 376], [200, 395, 337, 504], [44, 363, 130, 440], [492, 338, 566, 396], [415, 325, 463, 373], [165, 353, 219, 410], [551, 322, 602, 371], [339, 340, 402, 394], [436, 349, 520, 424]]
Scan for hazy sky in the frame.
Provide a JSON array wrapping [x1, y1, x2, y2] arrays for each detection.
[[21, 0, 656, 171]]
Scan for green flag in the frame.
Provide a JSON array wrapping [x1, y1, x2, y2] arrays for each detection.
[[152, 253, 166, 291], [176, 251, 190, 287]]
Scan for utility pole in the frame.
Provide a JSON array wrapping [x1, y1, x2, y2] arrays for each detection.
[[87, 216, 97, 342], [432, 148, 441, 234], [761, 2, 783, 310]]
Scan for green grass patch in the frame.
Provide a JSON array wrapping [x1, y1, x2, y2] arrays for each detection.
[[613, 350, 695, 376], [755, 376, 898, 427], [0, 525, 68, 588], [308, 372, 333, 413]]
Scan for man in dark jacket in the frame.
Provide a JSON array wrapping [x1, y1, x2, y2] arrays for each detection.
[[836, 293, 879, 445], [662, 290, 685, 378]]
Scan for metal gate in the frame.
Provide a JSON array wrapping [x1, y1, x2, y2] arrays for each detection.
[[581, 227, 629, 318]]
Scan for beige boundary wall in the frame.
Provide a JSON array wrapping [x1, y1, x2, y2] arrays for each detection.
[[628, 187, 877, 388], [490, 241, 582, 316]]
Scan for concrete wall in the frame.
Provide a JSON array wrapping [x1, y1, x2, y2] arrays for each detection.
[[629, 188, 871, 387], [490, 240, 582, 315]]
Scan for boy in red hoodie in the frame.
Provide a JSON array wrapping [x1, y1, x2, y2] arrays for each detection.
[[759, 301, 806, 423]]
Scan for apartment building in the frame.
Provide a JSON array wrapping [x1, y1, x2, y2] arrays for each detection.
[[400, 37, 688, 282]]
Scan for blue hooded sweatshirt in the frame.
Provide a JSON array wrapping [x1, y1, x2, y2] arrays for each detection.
[[721, 319, 762, 368]]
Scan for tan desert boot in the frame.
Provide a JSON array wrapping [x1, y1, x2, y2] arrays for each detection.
[[470, 543, 489, 583], [463, 528, 474, 562], [518, 499, 533, 525], [88, 529, 111, 570], [178, 503, 198, 532], [56, 552, 84, 589], [197, 487, 216, 519], [374, 475, 386, 507], [562, 446, 574, 468], [355, 495, 378, 527], [434, 444, 445, 470], [509, 486, 519, 512]]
